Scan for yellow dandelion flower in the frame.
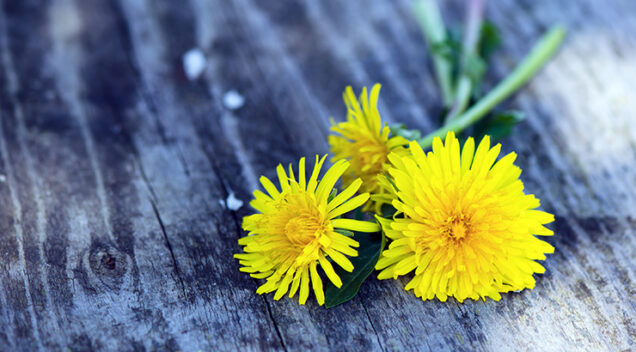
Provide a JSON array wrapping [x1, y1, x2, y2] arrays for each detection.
[[235, 155, 380, 305], [376, 132, 555, 302], [329, 84, 409, 212]]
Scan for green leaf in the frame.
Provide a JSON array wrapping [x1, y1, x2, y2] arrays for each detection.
[[478, 21, 501, 62], [431, 36, 461, 63], [354, 206, 364, 221], [464, 53, 486, 85], [472, 110, 525, 142], [472, 22, 501, 99], [324, 230, 385, 308], [431, 31, 463, 93], [381, 203, 397, 218]]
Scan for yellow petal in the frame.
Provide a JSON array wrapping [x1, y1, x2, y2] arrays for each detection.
[[331, 218, 380, 233], [310, 262, 325, 305]]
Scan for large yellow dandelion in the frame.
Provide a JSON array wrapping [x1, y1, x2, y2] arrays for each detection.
[[329, 84, 409, 212], [376, 132, 555, 302], [236, 156, 380, 305]]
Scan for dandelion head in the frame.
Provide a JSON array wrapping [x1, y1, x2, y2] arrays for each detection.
[[376, 132, 555, 302], [329, 84, 409, 212], [236, 156, 380, 305]]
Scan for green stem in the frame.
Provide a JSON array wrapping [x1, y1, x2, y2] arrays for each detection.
[[413, 0, 454, 107], [444, 0, 485, 124], [445, 76, 472, 123], [419, 25, 566, 148]]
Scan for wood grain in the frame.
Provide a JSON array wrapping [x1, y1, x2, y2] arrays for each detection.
[[0, 0, 634, 350]]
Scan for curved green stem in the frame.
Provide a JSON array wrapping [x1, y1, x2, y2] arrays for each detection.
[[420, 25, 566, 148]]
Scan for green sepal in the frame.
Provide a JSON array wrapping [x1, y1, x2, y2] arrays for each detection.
[[389, 123, 422, 141], [334, 229, 354, 238], [381, 173, 398, 193], [327, 188, 338, 203]]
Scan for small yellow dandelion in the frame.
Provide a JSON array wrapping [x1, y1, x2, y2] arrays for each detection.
[[376, 132, 555, 302], [235, 155, 380, 305], [329, 84, 409, 212]]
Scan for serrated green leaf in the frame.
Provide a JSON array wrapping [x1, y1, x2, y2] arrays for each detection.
[[478, 21, 501, 62], [472, 22, 501, 99], [431, 37, 460, 63], [324, 230, 385, 308], [472, 110, 525, 142], [431, 31, 463, 89]]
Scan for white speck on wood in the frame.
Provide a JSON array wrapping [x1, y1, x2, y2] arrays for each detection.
[[222, 90, 245, 110], [182, 48, 206, 80], [222, 192, 243, 211]]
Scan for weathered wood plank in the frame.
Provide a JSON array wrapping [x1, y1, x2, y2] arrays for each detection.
[[115, 0, 288, 349], [0, 0, 634, 350]]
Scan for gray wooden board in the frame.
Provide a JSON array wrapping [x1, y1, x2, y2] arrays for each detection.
[[0, 0, 634, 350]]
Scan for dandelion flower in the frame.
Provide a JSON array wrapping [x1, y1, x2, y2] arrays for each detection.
[[329, 84, 409, 212], [376, 132, 555, 302], [235, 156, 380, 305]]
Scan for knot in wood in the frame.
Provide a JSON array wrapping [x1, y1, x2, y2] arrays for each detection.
[[88, 240, 129, 289]]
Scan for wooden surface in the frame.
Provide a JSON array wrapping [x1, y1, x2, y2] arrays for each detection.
[[0, 0, 635, 350]]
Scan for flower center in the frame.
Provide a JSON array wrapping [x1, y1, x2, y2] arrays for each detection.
[[284, 214, 323, 247], [450, 221, 468, 240], [444, 214, 471, 242]]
